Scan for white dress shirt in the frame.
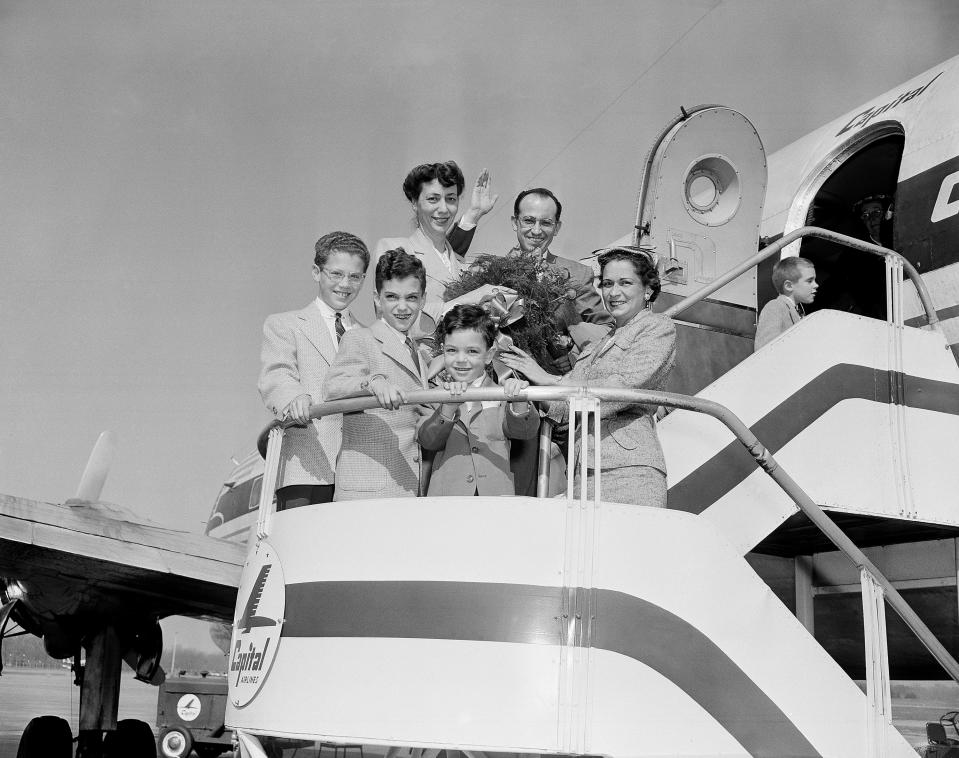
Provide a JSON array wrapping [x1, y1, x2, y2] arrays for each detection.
[[315, 297, 355, 349]]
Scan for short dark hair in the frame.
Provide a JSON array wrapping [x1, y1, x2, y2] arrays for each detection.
[[314, 231, 370, 270], [436, 304, 496, 348], [772, 257, 815, 294], [402, 161, 465, 202], [375, 248, 426, 293], [513, 188, 563, 222], [597, 247, 661, 304]]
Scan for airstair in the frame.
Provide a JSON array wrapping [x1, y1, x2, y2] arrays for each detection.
[[229, 218, 959, 756]]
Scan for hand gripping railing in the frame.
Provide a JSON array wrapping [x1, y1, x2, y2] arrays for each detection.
[[661, 225, 941, 332], [254, 384, 959, 683]]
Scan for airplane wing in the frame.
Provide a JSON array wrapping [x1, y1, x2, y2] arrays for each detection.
[[0, 492, 244, 659]]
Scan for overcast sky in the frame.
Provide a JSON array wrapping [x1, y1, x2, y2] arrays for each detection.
[[2, 0, 957, 650]]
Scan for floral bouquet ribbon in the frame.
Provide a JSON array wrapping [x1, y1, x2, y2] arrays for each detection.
[[450, 286, 526, 377]]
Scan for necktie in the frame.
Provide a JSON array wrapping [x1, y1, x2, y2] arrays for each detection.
[[405, 336, 421, 376], [334, 312, 345, 343]]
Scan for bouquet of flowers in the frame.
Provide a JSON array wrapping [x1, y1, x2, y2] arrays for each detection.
[[442, 253, 577, 369]]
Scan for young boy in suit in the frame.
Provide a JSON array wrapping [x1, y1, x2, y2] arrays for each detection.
[[323, 249, 430, 500], [417, 305, 539, 496], [754, 257, 819, 350], [258, 231, 369, 509]]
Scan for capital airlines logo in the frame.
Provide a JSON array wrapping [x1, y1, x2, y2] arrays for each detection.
[[837, 71, 942, 136], [229, 540, 284, 707]]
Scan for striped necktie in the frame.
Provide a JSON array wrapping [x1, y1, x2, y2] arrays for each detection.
[[334, 312, 345, 343], [405, 336, 420, 376]]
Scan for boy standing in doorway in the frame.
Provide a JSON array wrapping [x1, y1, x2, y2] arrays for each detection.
[[754, 257, 818, 350]]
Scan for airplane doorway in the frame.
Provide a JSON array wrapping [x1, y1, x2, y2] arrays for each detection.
[[797, 133, 904, 319]]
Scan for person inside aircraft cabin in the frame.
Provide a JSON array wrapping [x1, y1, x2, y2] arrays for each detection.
[[417, 305, 539, 496], [853, 193, 894, 249], [754, 257, 818, 350], [258, 231, 370, 510], [323, 249, 430, 500]]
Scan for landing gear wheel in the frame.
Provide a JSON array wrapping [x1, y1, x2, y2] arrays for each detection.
[[104, 718, 157, 757], [158, 725, 193, 758], [16, 715, 73, 758]]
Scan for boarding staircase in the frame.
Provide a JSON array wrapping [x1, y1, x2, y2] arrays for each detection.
[[230, 229, 957, 758]]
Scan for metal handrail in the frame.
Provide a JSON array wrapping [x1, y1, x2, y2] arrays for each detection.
[[661, 225, 941, 331], [258, 384, 959, 682]]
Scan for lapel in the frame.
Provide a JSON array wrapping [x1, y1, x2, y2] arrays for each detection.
[[296, 302, 336, 365], [370, 320, 422, 383], [462, 376, 494, 425], [781, 295, 802, 325], [589, 310, 646, 363], [411, 227, 457, 279]]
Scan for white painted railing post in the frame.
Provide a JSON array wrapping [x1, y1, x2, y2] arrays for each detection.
[[255, 426, 284, 540], [862, 568, 892, 758]]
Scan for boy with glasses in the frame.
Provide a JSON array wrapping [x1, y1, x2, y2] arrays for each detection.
[[258, 231, 370, 509]]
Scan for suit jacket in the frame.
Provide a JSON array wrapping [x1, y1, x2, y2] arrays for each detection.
[[417, 376, 539, 496], [258, 303, 359, 487], [322, 320, 429, 500], [547, 308, 676, 472], [754, 294, 802, 350], [374, 228, 467, 327]]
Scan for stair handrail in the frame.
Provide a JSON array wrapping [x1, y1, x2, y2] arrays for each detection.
[[661, 225, 941, 331], [256, 384, 959, 683]]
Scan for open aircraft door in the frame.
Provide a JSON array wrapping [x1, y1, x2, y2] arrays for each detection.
[[635, 105, 767, 309]]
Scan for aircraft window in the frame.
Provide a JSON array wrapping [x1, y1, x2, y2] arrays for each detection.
[[213, 479, 255, 522], [248, 476, 263, 511], [688, 174, 718, 210], [683, 155, 741, 226]]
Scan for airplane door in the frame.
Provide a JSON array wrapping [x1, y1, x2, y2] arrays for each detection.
[[635, 106, 767, 309]]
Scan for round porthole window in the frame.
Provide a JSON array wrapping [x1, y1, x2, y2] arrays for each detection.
[[682, 155, 741, 226], [686, 173, 719, 211]]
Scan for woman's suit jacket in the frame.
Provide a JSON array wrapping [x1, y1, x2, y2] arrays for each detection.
[[374, 228, 467, 327], [322, 320, 429, 500], [258, 303, 358, 488], [547, 308, 676, 473], [417, 377, 539, 496]]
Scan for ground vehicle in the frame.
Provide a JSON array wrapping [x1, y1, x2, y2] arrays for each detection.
[[920, 711, 959, 757], [156, 674, 231, 758]]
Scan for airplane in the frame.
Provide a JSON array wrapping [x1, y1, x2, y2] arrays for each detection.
[[220, 53, 959, 758], [0, 432, 245, 757], [4, 50, 959, 758]]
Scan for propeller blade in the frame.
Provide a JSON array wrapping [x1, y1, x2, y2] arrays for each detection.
[[74, 430, 117, 502]]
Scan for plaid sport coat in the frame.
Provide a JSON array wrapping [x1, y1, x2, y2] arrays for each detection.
[[547, 308, 676, 472], [322, 320, 429, 500]]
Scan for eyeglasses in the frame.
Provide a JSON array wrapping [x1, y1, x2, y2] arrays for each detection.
[[321, 269, 366, 284], [517, 216, 557, 232]]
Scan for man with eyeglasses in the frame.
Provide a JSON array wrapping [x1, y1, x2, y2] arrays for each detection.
[[508, 189, 614, 496], [853, 193, 894, 247], [509, 188, 614, 373], [258, 231, 370, 509]]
